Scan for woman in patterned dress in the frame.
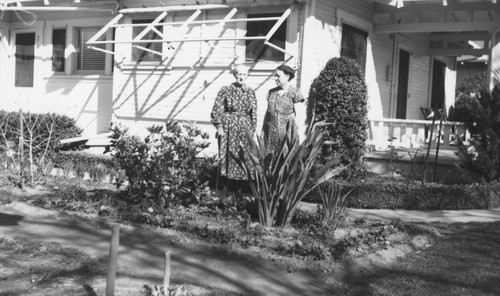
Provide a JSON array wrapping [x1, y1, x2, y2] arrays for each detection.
[[211, 64, 257, 181], [262, 64, 305, 152]]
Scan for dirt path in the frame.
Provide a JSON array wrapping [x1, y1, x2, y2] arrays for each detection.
[[0, 201, 338, 296]]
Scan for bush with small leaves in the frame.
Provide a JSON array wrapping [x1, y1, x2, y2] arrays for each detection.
[[306, 57, 369, 177]]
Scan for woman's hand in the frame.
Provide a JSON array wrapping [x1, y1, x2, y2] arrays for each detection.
[[217, 126, 224, 136]]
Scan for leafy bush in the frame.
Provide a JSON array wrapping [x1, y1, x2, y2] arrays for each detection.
[[235, 120, 346, 227], [306, 57, 369, 176], [108, 120, 213, 207], [342, 178, 500, 210], [453, 84, 500, 182]]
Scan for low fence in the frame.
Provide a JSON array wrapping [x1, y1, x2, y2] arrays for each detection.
[[367, 118, 469, 151]]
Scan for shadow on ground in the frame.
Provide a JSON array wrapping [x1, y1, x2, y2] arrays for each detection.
[[0, 201, 340, 296]]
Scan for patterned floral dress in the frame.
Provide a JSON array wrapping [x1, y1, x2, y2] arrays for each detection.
[[262, 86, 305, 152], [211, 83, 257, 180]]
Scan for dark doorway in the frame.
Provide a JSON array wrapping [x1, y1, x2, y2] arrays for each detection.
[[15, 32, 35, 87], [396, 49, 410, 119], [431, 59, 446, 110]]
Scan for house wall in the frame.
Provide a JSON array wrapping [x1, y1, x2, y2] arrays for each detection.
[[112, 2, 306, 155], [0, 13, 113, 136], [300, 0, 450, 122], [300, 0, 392, 121]]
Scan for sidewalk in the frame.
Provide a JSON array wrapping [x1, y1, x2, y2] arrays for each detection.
[[298, 202, 500, 223]]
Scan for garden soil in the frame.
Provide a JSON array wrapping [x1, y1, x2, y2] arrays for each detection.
[[4, 188, 499, 295]]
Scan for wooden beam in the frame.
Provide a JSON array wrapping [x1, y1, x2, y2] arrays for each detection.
[[374, 2, 499, 14], [428, 47, 489, 56], [0, 6, 114, 12], [429, 32, 490, 42], [374, 21, 500, 33]]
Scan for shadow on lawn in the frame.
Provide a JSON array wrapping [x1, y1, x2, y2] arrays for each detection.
[[0, 212, 23, 226], [341, 221, 500, 296], [0, 207, 340, 296]]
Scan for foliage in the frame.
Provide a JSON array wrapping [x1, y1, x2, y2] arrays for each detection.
[[453, 84, 500, 182], [234, 120, 346, 228], [316, 179, 351, 230], [306, 57, 369, 176], [0, 110, 83, 155], [51, 151, 122, 185], [454, 71, 488, 99], [108, 120, 213, 207], [340, 178, 500, 210], [0, 110, 83, 186]]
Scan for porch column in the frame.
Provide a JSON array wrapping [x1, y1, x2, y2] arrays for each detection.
[[489, 28, 500, 89]]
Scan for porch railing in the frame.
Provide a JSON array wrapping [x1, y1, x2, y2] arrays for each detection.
[[367, 118, 469, 151]]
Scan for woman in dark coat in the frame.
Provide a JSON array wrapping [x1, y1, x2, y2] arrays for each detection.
[[211, 64, 257, 181], [262, 64, 304, 152]]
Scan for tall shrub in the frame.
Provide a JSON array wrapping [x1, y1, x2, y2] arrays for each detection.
[[306, 57, 368, 176], [454, 84, 500, 182]]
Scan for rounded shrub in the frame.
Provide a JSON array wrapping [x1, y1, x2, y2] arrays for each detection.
[[306, 57, 368, 175]]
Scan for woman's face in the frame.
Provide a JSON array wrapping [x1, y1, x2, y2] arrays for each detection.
[[233, 68, 248, 86], [274, 69, 289, 88]]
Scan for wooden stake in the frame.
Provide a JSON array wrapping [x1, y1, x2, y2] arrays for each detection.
[[164, 251, 171, 296], [18, 109, 24, 190], [106, 224, 120, 296]]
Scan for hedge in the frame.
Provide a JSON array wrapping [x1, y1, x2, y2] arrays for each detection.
[[343, 180, 500, 210]]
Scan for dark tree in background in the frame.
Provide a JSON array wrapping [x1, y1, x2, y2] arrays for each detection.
[[306, 57, 368, 176]]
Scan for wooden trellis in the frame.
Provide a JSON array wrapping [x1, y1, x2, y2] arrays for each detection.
[[86, 3, 295, 61]]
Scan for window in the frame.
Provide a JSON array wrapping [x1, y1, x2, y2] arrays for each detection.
[[340, 24, 367, 71], [15, 32, 35, 87], [132, 19, 163, 62], [52, 29, 66, 72], [246, 13, 286, 62], [77, 27, 106, 72]]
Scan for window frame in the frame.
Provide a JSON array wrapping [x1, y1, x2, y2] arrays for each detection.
[[52, 28, 67, 73], [245, 12, 287, 63], [131, 18, 164, 63], [238, 6, 298, 70], [336, 9, 372, 74], [14, 31, 36, 87], [340, 23, 368, 72], [75, 26, 108, 74]]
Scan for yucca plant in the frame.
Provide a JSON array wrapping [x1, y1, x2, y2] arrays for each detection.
[[234, 120, 346, 228]]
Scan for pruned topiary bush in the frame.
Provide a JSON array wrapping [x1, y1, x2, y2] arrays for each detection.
[[306, 57, 369, 177]]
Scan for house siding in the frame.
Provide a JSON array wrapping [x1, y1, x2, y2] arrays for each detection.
[[112, 3, 305, 155], [0, 0, 458, 152], [0, 15, 114, 135]]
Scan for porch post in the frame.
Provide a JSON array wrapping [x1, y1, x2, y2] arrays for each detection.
[[488, 27, 500, 89]]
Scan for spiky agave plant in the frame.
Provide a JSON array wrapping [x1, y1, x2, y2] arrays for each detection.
[[234, 120, 346, 227]]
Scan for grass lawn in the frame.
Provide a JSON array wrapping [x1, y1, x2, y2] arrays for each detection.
[[342, 221, 500, 296]]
